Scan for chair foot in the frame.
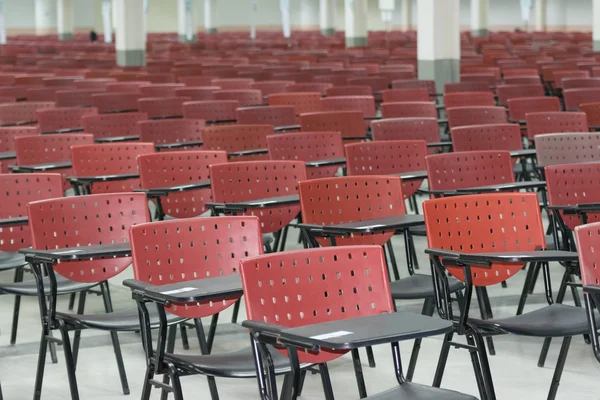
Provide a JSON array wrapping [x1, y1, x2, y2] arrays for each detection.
[[58, 321, 80, 400], [407, 298, 435, 381], [432, 332, 453, 388], [9, 267, 24, 345], [180, 324, 190, 350], [319, 364, 335, 400], [365, 346, 376, 368], [351, 349, 368, 398], [547, 337, 571, 400]]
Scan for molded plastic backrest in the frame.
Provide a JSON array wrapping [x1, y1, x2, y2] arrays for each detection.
[[139, 83, 185, 97], [0, 173, 63, 251], [210, 160, 306, 233], [534, 133, 600, 167], [320, 96, 376, 118], [178, 76, 215, 86], [138, 118, 204, 145], [574, 221, 600, 286], [74, 78, 116, 90], [138, 97, 190, 119], [182, 100, 239, 122], [562, 78, 600, 90], [251, 81, 293, 97], [347, 76, 388, 92], [380, 102, 437, 119], [174, 86, 219, 101], [285, 82, 332, 95], [345, 140, 427, 198], [138, 150, 227, 218], [203, 124, 273, 160], [55, 89, 102, 108], [424, 192, 545, 286], [299, 176, 406, 246], [36, 107, 98, 133], [105, 81, 150, 93], [503, 68, 538, 78], [268, 92, 322, 115], [496, 84, 545, 105], [447, 106, 508, 129], [444, 92, 496, 109], [326, 86, 372, 97], [83, 112, 147, 139], [267, 131, 344, 178], [451, 124, 522, 152], [580, 102, 600, 127], [214, 89, 262, 106], [212, 78, 253, 90], [28, 193, 150, 282], [236, 106, 297, 127], [15, 133, 94, 164], [381, 88, 430, 103], [391, 79, 437, 95], [26, 87, 59, 102], [0, 101, 54, 125], [130, 216, 262, 318], [91, 92, 141, 113], [240, 245, 394, 363], [371, 117, 439, 154], [300, 111, 364, 139], [526, 112, 589, 138], [554, 70, 589, 88], [444, 82, 491, 93], [563, 88, 600, 111], [426, 150, 515, 191], [504, 76, 542, 85], [507, 96, 561, 121]]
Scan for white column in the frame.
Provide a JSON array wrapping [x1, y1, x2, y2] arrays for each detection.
[[0, 1, 6, 45], [534, 0, 546, 31], [280, 0, 291, 39], [418, 0, 460, 92], [178, 0, 195, 41], [35, 0, 57, 35], [204, 0, 218, 34], [57, 0, 74, 40], [471, 0, 488, 37], [112, 0, 118, 35], [401, 0, 412, 31], [594, 0, 600, 51], [102, 1, 112, 43], [319, 0, 335, 36], [379, 0, 394, 33], [250, 0, 257, 39], [345, 0, 368, 47], [114, 0, 146, 66]]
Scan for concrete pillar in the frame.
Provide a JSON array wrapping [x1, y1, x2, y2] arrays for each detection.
[[471, 0, 489, 37], [57, 0, 74, 40], [401, 0, 412, 31], [35, 0, 57, 35], [112, 0, 118, 34], [114, 0, 146, 66], [101, 1, 112, 43], [534, 0, 546, 31], [319, 0, 335, 36], [594, 0, 600, 51], [379, 0, 394, 33], [345, 0, 368, 47], [0, 1, 6, 45], [250, 0, 257, 39], [204, 0, 218, 34], [417, 0, 460, 93], [280, 0, 291, 39], [178, 0, 196, 41]]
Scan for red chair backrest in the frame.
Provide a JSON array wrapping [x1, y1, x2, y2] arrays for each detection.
[[580, 102, 600, 127], [15, 133, 94, 165], [451, 124, 522, 152], [326, 85, 372, 97], [139, 83, 185, 97], [300, 111, 365, 140], [382, 88, 430, 103], [444, 92, 496, 109], [320, 96, 376, 118], [202, 124, 273, 160], [174, 86, 219, 101], [138, 118, 204, 145], [251, 80, 294, 97], [371, 117, 439, 153], [563, 88, 600, 111], [562, 78, 600, 90], [182, 100, 239, 122], [380, 101, 437, 119], [138, 97, 190, 119], [391, 79, 437, 96], [534, 133, 600, 167], [268, 92, 322, 115], [0, 101, 54, 125], [37, 107, 98, 133], [525, 112, 589, 138], [574, 221, 600, 286], [83, 112, 148, 140], [236, 106, 297, 127], [212, 78, 254, 90], [55, 89, 102, 108], [447, 106, 508, 129], [444, 82, 492, 93], [496, 84, 545, 105], [91, 92, 141, 113], [506, 96, 561, 121], [214, 89, 262, 106], [105, 81, 150, 93]]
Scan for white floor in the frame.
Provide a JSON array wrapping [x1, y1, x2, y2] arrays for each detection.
[[1, 208, 599, 400]]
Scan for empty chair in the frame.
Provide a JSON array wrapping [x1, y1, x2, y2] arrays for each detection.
[[526, 112, 589, 140], [300, 111, 365, 141], [26, 87, 59, 102], [178, 76, 216, 86], [55, 89, 101, 108], [381, 101, 438, 119], [325, 85, 372, 97], [74, 78, 116, 90], [562, 77, 600, 90], [580, 102, 600, 128], [534, 133, 600, 168], [504, 76, 543, 85], [391, 79, 438, 96], [214, 90, 262, 106], [451, 124, 522, 152], [0, 126, 38, 172], [36, 107, 98, 134], [496, 84, 545, 105], [138, 119, 204, 150], [371, 118, 440, 153], [136, 73, 176, 84], [139, 83, 185, 97], [183, 100, 239, 123], [563, 88, 600, 111], [444, 92, 496, 108], [320, 95, 376, 119], [251, 80, 293, 97], [382, 88, 431, 103], [202, 124, 273, 161], [268, 92, 322, 115], [211, 78, 254, 90], [460, 73, 496, 85], [446, 106, 508, 129], [285, 82, 332, 95], [554, 70, 590, 88], [347, 76, 388, 94], [92, 92, 141, 114], [174, 86, 219, 101], [106, 81, 150, 93], [138, 97, 190, 119], [267, 131, 344, 178], [445, 82, 492, 93], [503, 68, 539, 78], [507, 96, 561, 122], [82, 112, 147, 142], [236, 106, 297, 128]]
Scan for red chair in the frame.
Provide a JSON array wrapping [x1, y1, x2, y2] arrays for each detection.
[[525, 112, 589, 141], [178, 76, 216, 86], [174, 86, 219, 101], [391, 79, 437, 96], [320, 96, 376, 124], [534, 133, 600, 167], [553, 70, 590, 88], [106, 81, 150, 93], [92, 92, 141, 114], [138, 119, 204, 150], [183, 100, 239, 123], [251, 80, 293, 97], [562, 77, 600, 90], [82, 112, 147, 142], [446, 106, 508, 129], [496, 84, 545, 105], [36, 107, 98, 134], [285, 82, 332, 95], [267, 131, 344, 178], [347, 76, 388, 94], [202, 124, 273, 161], [26, 87, 59, 102], [214, 89, 262, 106], [325, 85, 371, 97], [451, 124, 522, 152], [563, 88, 600, 111], [70, 143, 155, 194], [503, 68, 538, 78], [236, 106, 297, 128], [380, 101, 438, 119], [138, 97, 190, 119], [0, 126, 38, 172], [55, 89, 102, 108], [444, 82, 492, 93], [136, 73, 176, 84], [504, 76, 542, 85], [371, 118, 440, 153], [460, 73, 496, 85], [507, 96, 561, 122], [580, 102, 600, 128], [300, 111, 365, 141], [138, 150, 228, 219], [268, 92, 322, 115], [139, 83, 185, 97], [382, 88, 430, 103], [74, 78, 116, 90], [211, 78, 253, 90], [444, 92, 496, 108]]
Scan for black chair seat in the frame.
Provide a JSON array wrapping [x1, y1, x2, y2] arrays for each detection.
[[0, 251, 26, 271], [57, 307, 185, 331], [471, 303, 600, 337], [390, 274, 463, 300], [408, 225, 427, 236], [0, 274, 96, 296], [164, 345, 309, 378], [367, 382, 478, 400]]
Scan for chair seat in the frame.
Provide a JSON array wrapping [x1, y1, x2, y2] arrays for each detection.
[[408, 225, 427, 236], [390, 274, 463, 300], [164, 345, 308, 378], [471, 303, 600, 337], [367, 382, 478, 400], [0, 274, 96, 296], [0, 251, 26, 271], [57, 306, 185, 331]]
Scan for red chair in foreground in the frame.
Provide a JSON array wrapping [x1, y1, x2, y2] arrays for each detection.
[[525, 112, 589, 142], [0, 101, 54, 126]]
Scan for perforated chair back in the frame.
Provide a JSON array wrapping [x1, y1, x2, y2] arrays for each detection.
[[562, 78, 600, 90], [444, 92, 496, 109], [0, 173, 63, 251], [525, 111, 589, 140], [214, 90, 262, 106], [210, 160, 306, 233], [15, 133, 94, 165], [28, 193, 150, 282], [554, 70, 590, 88], [138, 118, 204, 147], [424, 192, 545, 286], [563, 88, 600, 111], [507, 96, 561, 122], [447, 106, 508, 129], [105, 81, 150, 93], [534, 133, 600, 167], [202, 124, 273, 161], [391, 79, 437, 96], [91, 92, 141, 114], [211, 78, 253, 90], [326, 86, 372, 97], [138, 151, 228, 218], [496, 84, 545, 105], [426, 150, 515, 192], [37, 107, 98, 133], [300, 111, 365, 140], [347, 76, 388, 93], [139, 83, 185, 97], [574, 221, 600, 287], [138, 97, 190, 119], [177, 76, 215, 86], [83, 112, 147, 140], [74, 78, 116, 90], [268, 92, 322, 115], [240, 245, 394, 363], [267, 131, 344, 178], [55, 89, 101, 108], [299, 176, 406, 247], [320, 96, 376, 118], [182, 100, 239, 123], [345, 140, 427, 198], [0, 101, 54, 125], [381, 88, 430, 103], [70, 143, 155, 193], [251, 81, 293, 97], [236, 106, 297, 127], [444, 82, 492, 93], [580, 102, 600, 127], [451, 124, 522, 152], [0, 126, 38, 172], [380, 101, 437, 119], [371, 117, 440, 154], [174, 86, 219, 101]]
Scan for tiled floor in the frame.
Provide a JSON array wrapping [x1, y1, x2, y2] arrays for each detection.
[[1, 211, 599, 400]]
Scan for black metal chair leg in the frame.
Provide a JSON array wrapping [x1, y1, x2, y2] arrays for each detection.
[[465, 333, 488, 400], [168, 363, 185, 400], [68, 292, 76, 311], [539, 268, 571, 368], [279, 225, 289, 252], [58, 321, 80, 400], [432, 332, 454, 388], [517, 262, 537, 315], [160, 325, 177, 400], [180, 324, 190, 350], [365, 346, 376, 368], [472, 329, 497, 400], [206, 313, 220, 354], [407, 233, 420, 270], [140, 364, 155, 400], [296, 370, 307, 397], [351, 349, 368, 398], [385, 240, 400, 281], [406, 297, 435, 381], [193, 319, 220, 400], [475, 287, 496, 356], [231, 299, 241, 324], [318, 364, 335, 400], [33, 330, 49, 400], [9, 266, 24, 345], [547, 337, 572, 400], [48, 330, 58, 364], [528, 262, 541, 294], [72, 290, 87, 368]]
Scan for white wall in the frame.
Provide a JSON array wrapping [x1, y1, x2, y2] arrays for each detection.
[[5, 0, 94, 32]]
